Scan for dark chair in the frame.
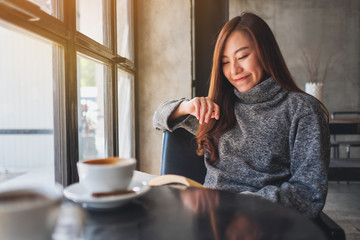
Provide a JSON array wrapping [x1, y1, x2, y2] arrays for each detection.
[[161, 128, 206, 184], [161, 128, 346, 240]]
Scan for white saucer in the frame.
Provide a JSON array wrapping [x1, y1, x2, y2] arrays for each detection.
[[63, 180, 150, 209]]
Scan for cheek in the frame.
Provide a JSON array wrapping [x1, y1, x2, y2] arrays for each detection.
[[222, 65, 230, 79], [248, 59, 263, 77]]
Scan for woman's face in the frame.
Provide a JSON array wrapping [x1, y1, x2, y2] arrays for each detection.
[[221, 30, 264, 92]]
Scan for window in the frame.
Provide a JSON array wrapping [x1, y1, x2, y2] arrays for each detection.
[[76, 0, 107, 45], [27, 0, 61, 18], [78, 55, 107, 161], [0, 0, 135, 187], [117, 0, 134, 60], [118, 69, 135, 158], [0, 22, 62, 184]]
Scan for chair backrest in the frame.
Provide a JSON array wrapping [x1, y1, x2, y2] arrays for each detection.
[[161, 128, 207, 184]]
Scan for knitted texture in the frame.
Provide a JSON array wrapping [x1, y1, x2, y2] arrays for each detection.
[[153, 77, 330, 218]]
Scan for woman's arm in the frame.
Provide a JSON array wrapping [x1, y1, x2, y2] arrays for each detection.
[[169, 97, 220, 124], [153, 97, 220, 134]]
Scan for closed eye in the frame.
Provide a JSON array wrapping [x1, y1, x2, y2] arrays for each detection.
[[238, 54, 249, 60]]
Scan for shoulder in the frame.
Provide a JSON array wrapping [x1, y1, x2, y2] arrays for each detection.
[[285, 91, 324, 118]]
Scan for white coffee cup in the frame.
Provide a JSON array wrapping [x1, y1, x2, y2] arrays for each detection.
[[0, 184, 63, 240], [77, 157, 136, 193]]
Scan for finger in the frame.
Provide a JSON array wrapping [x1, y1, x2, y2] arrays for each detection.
[[204, 98, 214, 123], [211, 111, 217, 119], [213, 103, 220, 120], [199, 97, 206, 124], [193, 98, 200, 120]]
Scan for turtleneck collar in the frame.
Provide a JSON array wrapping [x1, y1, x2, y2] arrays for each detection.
[[233, 77, 284, 104]]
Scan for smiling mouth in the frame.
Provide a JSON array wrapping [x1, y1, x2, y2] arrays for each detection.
[[234, 75, 250, 81]]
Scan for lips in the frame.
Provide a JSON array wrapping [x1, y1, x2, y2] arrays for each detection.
[[233, 74, 250, 81]]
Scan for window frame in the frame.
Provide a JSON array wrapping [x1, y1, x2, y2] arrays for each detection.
[[0, 0, 136, 186]]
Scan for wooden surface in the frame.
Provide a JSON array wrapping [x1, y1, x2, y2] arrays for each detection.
[[75, 186, 328, 240], [330, 118, 360, 124]]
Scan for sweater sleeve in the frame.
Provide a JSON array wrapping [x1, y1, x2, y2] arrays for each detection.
[[243, 111, 330, 218], [153, 98, 198, 135]]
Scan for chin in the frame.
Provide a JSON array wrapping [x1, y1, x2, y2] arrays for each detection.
[[236, 85, 254, 92]]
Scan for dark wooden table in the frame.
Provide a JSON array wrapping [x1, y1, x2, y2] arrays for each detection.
[[64, 186, 328, 240]]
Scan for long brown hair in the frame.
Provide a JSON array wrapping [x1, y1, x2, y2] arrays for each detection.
[[197, 12, 328, 163]]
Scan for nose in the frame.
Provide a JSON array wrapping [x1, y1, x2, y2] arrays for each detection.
[[231, 60, 242, 76]]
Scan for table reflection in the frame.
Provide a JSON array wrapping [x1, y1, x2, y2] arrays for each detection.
[[56, 186, 327, 240], [180, 188, 260, 240]]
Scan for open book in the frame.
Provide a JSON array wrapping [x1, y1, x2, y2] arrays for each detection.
[[148, 174, 204, 188]]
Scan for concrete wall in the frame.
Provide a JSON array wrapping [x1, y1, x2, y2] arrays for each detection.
[[229, 0, 360, 113], [135, 0, 192, 174], [135, 0, 360, 174]]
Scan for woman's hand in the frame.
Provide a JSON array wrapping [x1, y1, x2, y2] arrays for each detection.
[[170, 97, 220, 124]]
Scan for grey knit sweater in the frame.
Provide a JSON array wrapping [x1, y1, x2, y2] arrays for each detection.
[[153, 77, 330, 218]]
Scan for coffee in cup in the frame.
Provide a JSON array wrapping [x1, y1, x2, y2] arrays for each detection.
[[77, 157, 136, 193]]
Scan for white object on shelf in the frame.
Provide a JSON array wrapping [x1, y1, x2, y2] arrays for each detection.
[[305, 82, 323, 102]]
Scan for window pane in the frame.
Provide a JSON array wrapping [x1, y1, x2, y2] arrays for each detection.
[[78, 55, 106, 161], [28, 0, 62, 19], [77, 0, 105, 45], [118, 69, 134, 158], [117, 0, 134, 60], [0, 23, 59, 185]]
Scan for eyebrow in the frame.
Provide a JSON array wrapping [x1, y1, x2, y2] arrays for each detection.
[[222, 46, 249, 58]]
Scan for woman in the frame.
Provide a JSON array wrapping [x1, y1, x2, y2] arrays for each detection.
[[153, 12, 330, 218]]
